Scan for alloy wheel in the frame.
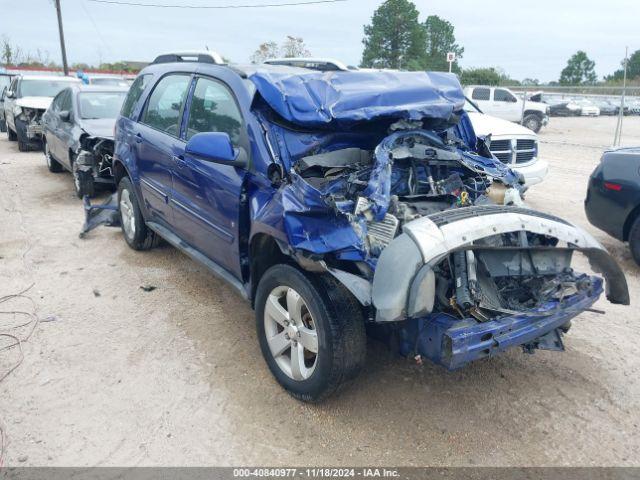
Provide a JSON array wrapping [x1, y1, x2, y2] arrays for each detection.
[[263, 285, 319, 381], [119, 188, 136, 240]]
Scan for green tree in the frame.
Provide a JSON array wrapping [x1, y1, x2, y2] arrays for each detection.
[[559, 51, 597, 85], [422, 15, 463, 71], [606, 49, 640, 82], [281, 36, 311, 58], [360, 0, 425, 70], [459, 67, 502, 86]]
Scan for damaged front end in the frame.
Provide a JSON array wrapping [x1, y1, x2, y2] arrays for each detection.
[[14, 107, 45, 146], [75, 135, 116, 188], [250, 70, 629, 370]]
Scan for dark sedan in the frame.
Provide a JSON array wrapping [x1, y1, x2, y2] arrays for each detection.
[[585, 147, 640, 264], [42, 85, 127, 197]]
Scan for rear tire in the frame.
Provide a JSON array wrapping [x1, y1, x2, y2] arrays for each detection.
[[523, 114, 542, 133], [44, 139, 63, 173], [629, 216, 640, 266], [117, 176, 158, 251], [255, 264, 366, 402]]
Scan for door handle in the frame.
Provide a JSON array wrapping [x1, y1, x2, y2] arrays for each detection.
[[135, 133, 143, 144], [173, 155, 187, 169]]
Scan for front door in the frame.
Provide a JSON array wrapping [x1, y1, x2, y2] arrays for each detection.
[[171, 75, 247, 277], [135, 73, 192, 226], [493, 88, 521, 122]]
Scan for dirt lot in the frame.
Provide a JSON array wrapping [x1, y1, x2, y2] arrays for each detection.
[[0, 116, 639, 467]]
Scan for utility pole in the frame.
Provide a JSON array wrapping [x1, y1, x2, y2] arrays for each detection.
[[54, 0, 69, 76], [614, 47, 628, 147]]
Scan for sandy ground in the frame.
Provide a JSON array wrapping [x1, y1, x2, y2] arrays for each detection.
[[0, 116, 639, 467]]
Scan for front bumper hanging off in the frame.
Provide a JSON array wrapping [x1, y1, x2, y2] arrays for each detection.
[[365, 206, 629, 369]]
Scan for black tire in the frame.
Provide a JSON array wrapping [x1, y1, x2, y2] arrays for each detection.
[[0, 119, 6, 133], [73, 168, 95, 198], [255, 264, 366, 402], [117, 176, 158, 251], [7, 127, 17, 141], [523, 114, 542, 133], [629, 215, 640, 266], [18, 140, 29, 152], [43, 139, 63, 173]]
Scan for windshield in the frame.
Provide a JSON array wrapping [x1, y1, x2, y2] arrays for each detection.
[[78, 91, 127, 119], [19, 79, 77, 98]]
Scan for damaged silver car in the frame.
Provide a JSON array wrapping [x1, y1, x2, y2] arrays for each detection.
[[42, 85, 127, 197]]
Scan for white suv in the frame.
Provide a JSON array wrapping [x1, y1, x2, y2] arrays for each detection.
[[464, 86, 550, 133]]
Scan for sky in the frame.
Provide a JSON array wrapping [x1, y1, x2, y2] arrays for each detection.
[[0, 0, 637, 82]]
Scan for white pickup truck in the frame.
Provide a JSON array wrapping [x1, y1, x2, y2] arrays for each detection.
[[464, 86, 550, 133]]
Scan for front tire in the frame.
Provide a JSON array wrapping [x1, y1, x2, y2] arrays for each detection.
[[255, 265, 366, 402], [44, 139, 63, 173], [117, 177, 158, 251], [629, 216, 640, 266], [523, 114, 542, 133], [7, 127, 17, 141]]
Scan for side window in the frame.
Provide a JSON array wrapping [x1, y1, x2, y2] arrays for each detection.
[[471, 87, 490, 101], [494, 89, 516, 103], [142, 74, 191, 136], [121, 74, 151, 119], [50, 91, 64, 112], [59, 91, 72, 111], [185, 77, 243, 144], [10, 78, 18, 96]]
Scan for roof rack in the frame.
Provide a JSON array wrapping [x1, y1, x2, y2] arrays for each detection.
[[152, 51, 225, 66]]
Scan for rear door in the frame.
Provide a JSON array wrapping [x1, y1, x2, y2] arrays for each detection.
[[56, 90, 75, 168], [135, 73, 192, 226], [470, 87, 492, 114], [171, 75, 247, 276]]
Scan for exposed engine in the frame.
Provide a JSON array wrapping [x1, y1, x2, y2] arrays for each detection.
[[75, 136, 115, 180], [294, 128, 523, 257]]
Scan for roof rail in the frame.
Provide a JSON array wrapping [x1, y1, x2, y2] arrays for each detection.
[[152, 51, 225, 66]]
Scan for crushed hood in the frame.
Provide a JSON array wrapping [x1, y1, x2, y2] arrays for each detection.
[[79, 118, 116, 140], [249, 70, 465, 128], [16, 96, 53, 111], [466, 111, 536, 137]]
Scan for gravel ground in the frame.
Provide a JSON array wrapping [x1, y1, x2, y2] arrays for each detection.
[[0, 116, 639, 467]]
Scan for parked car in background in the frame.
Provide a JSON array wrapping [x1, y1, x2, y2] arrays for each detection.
[[585, 147, 640, 265], [106, 52, 628, 401], [543, 97, 582, 117], [463, 86, 549, 133], [42, 85, 127, 197], [264, 57, 354, 71], [465, 99, 548, 186], [627, 99, 640, 115], [594, 99, 620, 116], [87, 75, 130, 87], [3, 75, 81, 151], [574, 99, 600, 116], [0, 72, 15, 132]]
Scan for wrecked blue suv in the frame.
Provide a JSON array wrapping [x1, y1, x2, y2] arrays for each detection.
[[111, 52, 629, 401]]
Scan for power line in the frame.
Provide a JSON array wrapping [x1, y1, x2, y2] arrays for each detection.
[[87, 0, 347, 9]]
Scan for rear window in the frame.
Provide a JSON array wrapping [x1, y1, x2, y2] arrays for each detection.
[[78, 91, 127, 119], [471, 87, 490, 101], [18, 79, 77, 98], [120, 74, 151, 119]]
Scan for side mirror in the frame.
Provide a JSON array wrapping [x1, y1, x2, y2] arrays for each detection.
[[185, 132, 247, 168], [60, 110, 71, 122], [6, 90, 15, 99]]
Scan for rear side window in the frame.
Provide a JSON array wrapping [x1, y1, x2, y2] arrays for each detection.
[[471, 87, 490, 101], [185, 77, 243, 144], [59, 90, 72, 111], [142, 74, 191, 137], [120, 74, 150, 119]]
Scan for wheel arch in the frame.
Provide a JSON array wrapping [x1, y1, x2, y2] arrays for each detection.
[[248, 233, 292, 306], [623, 203, 640, 241]]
